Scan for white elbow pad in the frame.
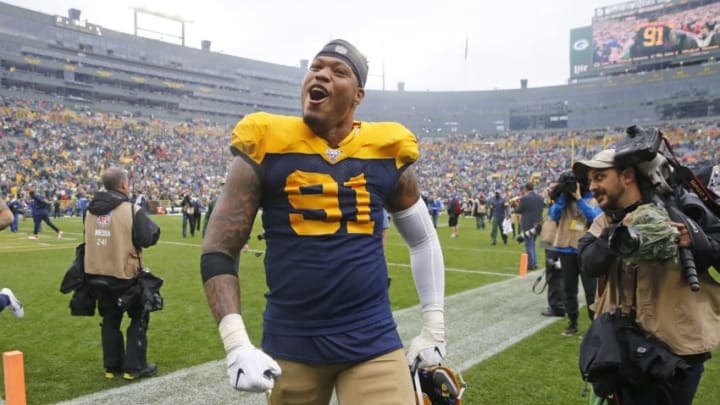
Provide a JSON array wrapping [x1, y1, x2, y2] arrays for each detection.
[[390, 198, 445, 311]]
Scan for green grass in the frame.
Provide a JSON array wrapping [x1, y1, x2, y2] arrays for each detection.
[[1, 216, 718, 404]]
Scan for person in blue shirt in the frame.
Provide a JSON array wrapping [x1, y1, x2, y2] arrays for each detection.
[[548, 173, 601, 336], [77, 194, 90, 219], [6, 194, 24, 233], [427, 193, 443, 229]]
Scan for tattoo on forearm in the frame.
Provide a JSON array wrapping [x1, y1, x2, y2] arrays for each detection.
[[204, 275, 241, 322], [203, 157, 262, 257]]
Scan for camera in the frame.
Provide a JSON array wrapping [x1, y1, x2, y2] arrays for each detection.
[[615, 125, 674, 195], [546, 257, 562, 270], [610, 125, 706, 291], [516, 223, 542, 243], [613, 125, 663, 168], [679, 190, 720, 230], [607, 225, 641, 258], [549, 172, 578, 201]]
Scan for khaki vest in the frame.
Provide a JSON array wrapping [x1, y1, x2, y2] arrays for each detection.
[[552, 200, 594, 249], [589, 213, 720, 355], [84, 202, 142, 279]]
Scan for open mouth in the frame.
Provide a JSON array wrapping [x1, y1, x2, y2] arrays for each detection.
[[308, 85, 329, 102]]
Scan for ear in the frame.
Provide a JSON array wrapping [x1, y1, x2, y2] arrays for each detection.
[[354, 88, 365, 106], [619, 167, 636, 185]]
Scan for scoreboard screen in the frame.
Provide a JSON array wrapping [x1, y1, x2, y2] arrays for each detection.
[[570, 0, 720, 78]]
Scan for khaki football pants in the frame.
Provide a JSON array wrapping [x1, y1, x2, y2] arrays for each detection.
[[267, 349, 414, 405]]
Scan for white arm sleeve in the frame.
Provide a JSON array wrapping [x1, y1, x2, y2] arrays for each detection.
[[390, 198, 445, 312]]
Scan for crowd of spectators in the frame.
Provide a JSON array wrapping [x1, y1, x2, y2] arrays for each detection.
[[0, 96, 231, 212], [416, 122, 719, 206], [1, 96, 718, 213]]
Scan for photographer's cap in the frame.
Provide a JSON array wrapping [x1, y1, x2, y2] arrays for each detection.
[[572, 149, 616, 179]]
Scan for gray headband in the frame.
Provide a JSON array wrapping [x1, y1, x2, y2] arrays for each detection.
[[315, 39, 368, 88]]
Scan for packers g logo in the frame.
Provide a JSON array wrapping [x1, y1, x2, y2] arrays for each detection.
[[573, 39, 590, 51]]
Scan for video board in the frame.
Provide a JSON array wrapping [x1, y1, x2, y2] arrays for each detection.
[[570, 0, 720, 78]]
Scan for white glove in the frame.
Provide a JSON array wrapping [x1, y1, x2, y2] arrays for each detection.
[[226, 346, 282, 392], [219, 314, 281, 392], [406, 310, 446, 372]]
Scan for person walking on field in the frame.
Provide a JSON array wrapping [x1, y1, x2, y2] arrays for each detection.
[[488, 191, 508, 245], [27, 190, 62, 239]]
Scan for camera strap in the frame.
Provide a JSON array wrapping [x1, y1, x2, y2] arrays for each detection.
[[130, 203, 143, 270], [532, 271, 546, 294], [662, 137, 720, 218]]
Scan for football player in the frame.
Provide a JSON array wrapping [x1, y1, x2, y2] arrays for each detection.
[[201, 39, 447, 404]]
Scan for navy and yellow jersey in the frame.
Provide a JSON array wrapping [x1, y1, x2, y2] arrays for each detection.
[[631, 22, 674, 58], [231, 112, 418, 363]]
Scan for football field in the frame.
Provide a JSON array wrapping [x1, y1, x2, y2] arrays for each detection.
[[1, 215, 718, 404]]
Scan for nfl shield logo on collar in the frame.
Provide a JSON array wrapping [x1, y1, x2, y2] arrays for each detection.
[[326, 148, 342, 163]]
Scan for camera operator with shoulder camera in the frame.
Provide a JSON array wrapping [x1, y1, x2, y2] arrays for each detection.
[[575, 141, 720, 404], [548, 171, 602, 336]]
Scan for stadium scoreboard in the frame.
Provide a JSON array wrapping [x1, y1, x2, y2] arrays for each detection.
[[570, 0, 720, 78]]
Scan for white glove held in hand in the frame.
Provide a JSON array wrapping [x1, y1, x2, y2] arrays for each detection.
[[406, 310, 446, 371], [219, 314, 281, 392]]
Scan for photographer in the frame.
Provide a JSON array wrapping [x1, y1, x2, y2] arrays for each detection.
[[548, 172, 601, 336], [472, 193, 487, 230], [538, 182, 566, 317], [84, 167, 161, 380], [513, 183, 545, 270], [575, 148, 720, 405]]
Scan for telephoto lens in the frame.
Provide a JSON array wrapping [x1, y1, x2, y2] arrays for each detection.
[[516, 223, 541, 243], [608, 225, 641, 257]]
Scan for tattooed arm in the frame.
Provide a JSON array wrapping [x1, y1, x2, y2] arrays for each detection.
[[202, 155, 262, 323], [384, 168, 421, 212], [201, 155, 281, 393]]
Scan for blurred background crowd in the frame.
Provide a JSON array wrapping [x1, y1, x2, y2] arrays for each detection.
[[1, 95, 719, 216]]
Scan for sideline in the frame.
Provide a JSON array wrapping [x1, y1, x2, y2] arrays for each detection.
[[53, 271, 572, 405]]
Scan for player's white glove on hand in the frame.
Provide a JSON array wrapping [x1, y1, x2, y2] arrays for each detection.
[[226, 346, 281, 392], [219, 314, 281, 392], [406, 310, 446, 372]]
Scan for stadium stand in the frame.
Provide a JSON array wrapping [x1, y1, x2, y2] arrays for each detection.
[[0, 2, 303, 124], [0, 0, 719, 210]]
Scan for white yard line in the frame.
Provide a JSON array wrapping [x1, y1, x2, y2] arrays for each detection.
[[53, 270, 580, 405]]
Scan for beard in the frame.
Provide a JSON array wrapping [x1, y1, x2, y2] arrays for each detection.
[[303, 112, 330, 135]]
